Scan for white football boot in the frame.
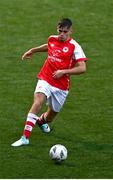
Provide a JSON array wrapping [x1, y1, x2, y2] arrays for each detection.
[[11, 136, 29, 147]]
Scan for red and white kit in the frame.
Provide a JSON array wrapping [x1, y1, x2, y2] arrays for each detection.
[[38, 35, 88, 91], [35, 35, 88, 112]]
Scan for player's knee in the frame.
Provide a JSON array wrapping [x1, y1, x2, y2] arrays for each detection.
[[33, 93, 45, 108], [33, 99, 42, 110]]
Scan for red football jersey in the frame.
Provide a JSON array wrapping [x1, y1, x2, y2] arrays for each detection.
[[38, 35, 88, 90]]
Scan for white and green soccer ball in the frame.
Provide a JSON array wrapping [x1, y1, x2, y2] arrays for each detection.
[[49, 144, 68, 162]]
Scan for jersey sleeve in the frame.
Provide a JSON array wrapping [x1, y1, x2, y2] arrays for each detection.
[[73, 43, 88, 63]]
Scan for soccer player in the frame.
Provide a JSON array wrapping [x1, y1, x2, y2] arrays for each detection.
[[11, 18, 88, 147]]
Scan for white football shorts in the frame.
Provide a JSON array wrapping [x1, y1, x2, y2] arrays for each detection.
[[34, 80, 69, 112]]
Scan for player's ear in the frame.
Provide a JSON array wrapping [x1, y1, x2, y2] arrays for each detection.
[[57, 26, 59, 33], [70, 27, 73, 34]]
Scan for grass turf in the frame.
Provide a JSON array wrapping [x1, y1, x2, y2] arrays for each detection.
[[0, 0, 113, 178]]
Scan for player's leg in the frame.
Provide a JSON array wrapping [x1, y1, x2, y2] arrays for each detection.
[[22, 92, 47, 138], [29, 92, 47, 114], [37, 106, 58, 126], [11, 92, 46, 147], [46, 106, 58, 122]]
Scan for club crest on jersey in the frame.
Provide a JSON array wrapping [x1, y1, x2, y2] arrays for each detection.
[[63, 47, 69, 53]]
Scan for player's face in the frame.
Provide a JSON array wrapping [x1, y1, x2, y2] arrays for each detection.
[[57, 26, 72, 42]]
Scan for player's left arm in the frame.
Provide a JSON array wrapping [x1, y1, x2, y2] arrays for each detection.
[[63, 61, 86, 75], [53, 61, 86, 79]]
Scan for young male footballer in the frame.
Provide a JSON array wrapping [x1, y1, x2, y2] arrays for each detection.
[[11, 18, 88, 147]]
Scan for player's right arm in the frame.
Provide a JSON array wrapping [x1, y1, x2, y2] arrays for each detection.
[[22, 44, 48, 60]]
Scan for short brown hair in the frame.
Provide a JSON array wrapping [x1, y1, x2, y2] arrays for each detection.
[[57, 18, 72, 29]]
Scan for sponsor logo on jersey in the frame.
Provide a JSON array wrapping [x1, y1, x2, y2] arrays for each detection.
[[52, 49, 62, 56], [48, 55, 62, 62]]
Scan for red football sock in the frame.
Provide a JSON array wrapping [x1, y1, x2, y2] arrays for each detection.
[[23, 113, 38, 139]]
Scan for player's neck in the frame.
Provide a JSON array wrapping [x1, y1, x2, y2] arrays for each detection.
[[59, 37, 71, 42]]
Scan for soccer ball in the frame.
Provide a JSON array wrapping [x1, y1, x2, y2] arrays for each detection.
[[49, 144, 68, 162]]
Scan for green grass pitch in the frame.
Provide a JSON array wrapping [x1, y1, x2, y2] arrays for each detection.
[[0, 0, 113, 178]]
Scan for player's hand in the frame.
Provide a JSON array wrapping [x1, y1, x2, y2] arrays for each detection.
[[22, 49, 33, 60], [53, 70, 65, 79]]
